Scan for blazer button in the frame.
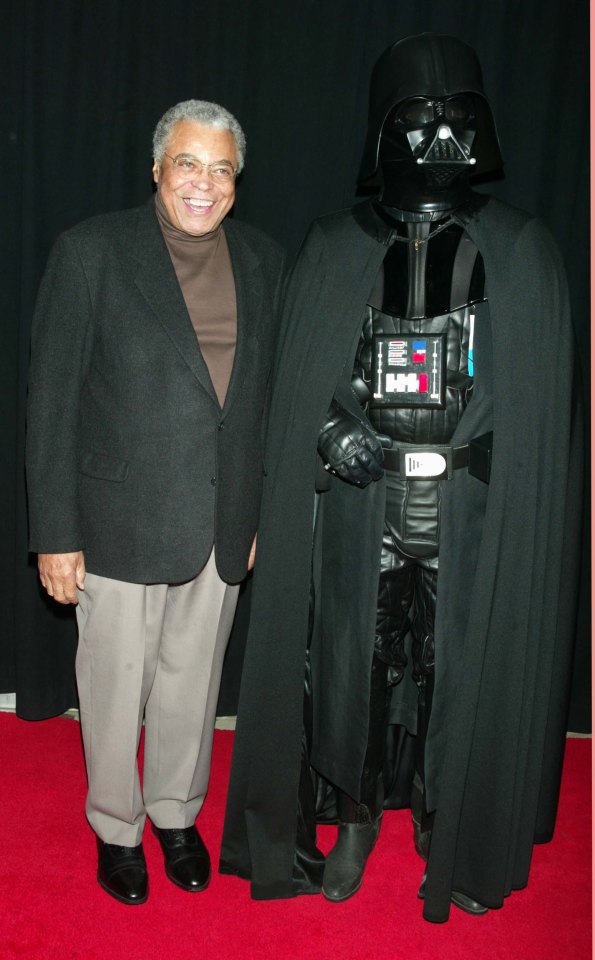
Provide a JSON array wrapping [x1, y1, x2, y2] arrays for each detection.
[[210, 476, 217, 486], [218, 422, 225, 431]]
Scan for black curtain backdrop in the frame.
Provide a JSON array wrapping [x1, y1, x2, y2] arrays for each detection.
[[1, 0, 589, 729]]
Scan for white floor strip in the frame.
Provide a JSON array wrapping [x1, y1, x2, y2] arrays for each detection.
[[0, 695, 237, 729], [0, 694, 586, 737]]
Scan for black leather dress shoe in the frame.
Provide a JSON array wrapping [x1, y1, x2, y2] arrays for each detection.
[[418, 872, 489, 916], [152, 825, 211, 892], [96, 838, 148, 905]]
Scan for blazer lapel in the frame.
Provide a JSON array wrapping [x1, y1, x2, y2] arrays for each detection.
[[131, 201, 219, 406], [222, 221, 262, 415]]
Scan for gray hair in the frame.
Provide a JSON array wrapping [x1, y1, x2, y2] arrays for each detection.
[[152, 99, 246, 172]]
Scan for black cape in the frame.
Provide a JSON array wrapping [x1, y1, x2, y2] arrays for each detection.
[[220, 197, 581, 922]]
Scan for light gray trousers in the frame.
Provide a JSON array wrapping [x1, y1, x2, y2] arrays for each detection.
[[75, 549, 239, 846]]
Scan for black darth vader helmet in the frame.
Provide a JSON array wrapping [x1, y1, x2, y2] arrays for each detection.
[[358, 33, 503, 187]]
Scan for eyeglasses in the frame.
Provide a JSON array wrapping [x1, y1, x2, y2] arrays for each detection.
[[164, 153, 237, 183]]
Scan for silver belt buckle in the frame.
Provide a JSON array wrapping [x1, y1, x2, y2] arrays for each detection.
[[400, 447, 452, 480]]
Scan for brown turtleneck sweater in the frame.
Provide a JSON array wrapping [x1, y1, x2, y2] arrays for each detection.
[[155, 192, 237, 407]]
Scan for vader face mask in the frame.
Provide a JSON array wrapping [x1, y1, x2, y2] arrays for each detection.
[[384, 94, 477, 167]]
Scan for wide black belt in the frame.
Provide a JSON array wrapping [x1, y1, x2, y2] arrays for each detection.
[[382, 432, 492, 483]]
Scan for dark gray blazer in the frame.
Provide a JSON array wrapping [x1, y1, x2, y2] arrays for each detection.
[[26, 200, 285, 585]]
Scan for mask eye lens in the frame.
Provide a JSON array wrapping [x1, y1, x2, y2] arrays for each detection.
[[395, 100, 435, 127], [445, 97, 474, 123]]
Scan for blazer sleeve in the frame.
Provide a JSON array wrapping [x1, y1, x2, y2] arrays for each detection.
[[26, 231, 94, 553]]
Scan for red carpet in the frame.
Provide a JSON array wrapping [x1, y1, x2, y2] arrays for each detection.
[[0, 714, 590, 960]]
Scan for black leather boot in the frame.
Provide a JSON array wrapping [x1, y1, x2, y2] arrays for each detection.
[[322, 797, 382, 901], [411, 670, 435, 861], [418, 872, 489, 915], [322, 656, 389, 902], [411, 770, 432, 861]]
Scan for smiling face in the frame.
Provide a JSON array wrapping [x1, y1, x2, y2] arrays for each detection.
[[152, 120, 238, 235]]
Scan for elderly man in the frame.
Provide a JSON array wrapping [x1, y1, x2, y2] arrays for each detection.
[[26, 100, 284, 905]]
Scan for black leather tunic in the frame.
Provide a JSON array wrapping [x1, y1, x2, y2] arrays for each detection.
[[354, 219, 487, 677]]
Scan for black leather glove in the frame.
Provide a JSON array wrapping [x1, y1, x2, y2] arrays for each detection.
[[318, 396, 390, 488]]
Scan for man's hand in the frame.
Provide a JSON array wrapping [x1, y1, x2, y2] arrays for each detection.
[[247, 535, 257, 572], [318, 397, 388, 488], [38, 551, 86, 605]]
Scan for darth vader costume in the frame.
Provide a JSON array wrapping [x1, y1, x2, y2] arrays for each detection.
[[220, 34, 581, 922]]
